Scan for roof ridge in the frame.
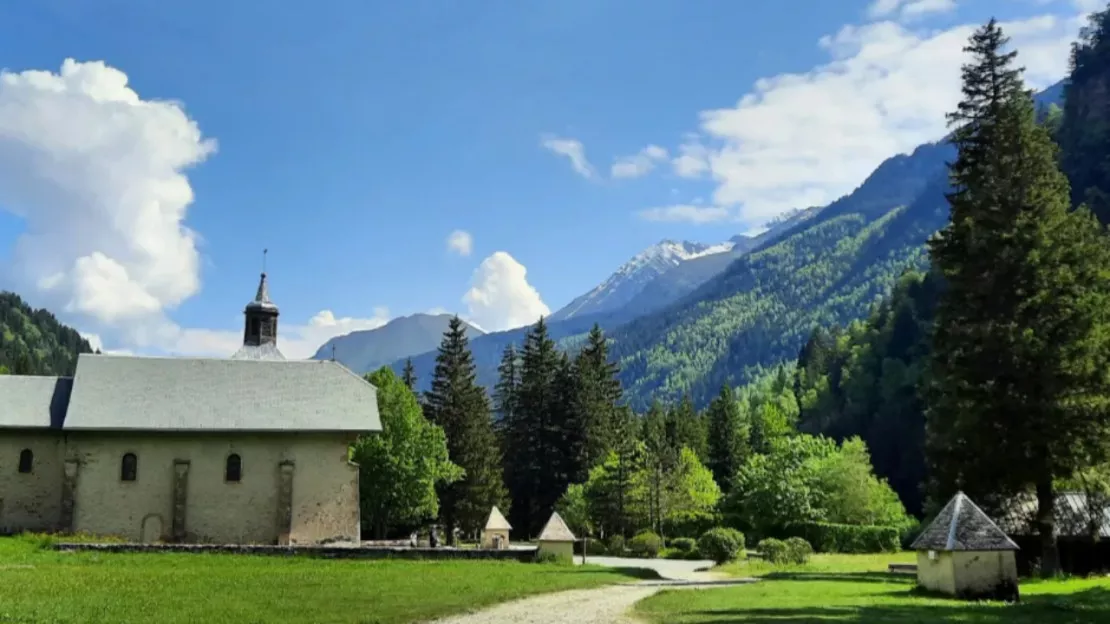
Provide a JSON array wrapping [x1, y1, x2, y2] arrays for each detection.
[[946, 492, 965, 550]]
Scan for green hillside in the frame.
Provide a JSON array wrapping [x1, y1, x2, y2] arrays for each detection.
[[0, 292, 94, 376]]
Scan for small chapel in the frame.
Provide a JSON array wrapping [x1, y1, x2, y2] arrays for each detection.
[[0, 272, 381, 545]]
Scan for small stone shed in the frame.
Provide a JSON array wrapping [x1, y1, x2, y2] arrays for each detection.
[[537, 511, 576, 560], [481, 506, 512, 550], [911, 491, 1020, 601]]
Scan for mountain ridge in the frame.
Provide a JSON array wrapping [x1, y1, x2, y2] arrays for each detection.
[[313, 313, 484, 375]]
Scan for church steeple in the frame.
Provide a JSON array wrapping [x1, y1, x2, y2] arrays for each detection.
[[231, 250, 286, 361], [243, 271, 279, 347]]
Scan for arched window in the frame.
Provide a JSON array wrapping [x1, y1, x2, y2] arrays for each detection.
[[225, 453, 242, 483], [18, 449, 33, 474], [121, 453, 138, 482]]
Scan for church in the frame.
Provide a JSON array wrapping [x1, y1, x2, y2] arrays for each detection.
[[0, 273, 381, 545]]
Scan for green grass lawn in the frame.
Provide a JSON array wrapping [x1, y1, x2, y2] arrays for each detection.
[[637, 552, 1110, 623], [0, 536, 647, 624]]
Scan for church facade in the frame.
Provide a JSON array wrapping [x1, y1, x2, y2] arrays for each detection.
[[0, 273, 381, 545]]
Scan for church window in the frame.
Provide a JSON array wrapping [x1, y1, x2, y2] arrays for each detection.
[[121, 453, 138, 481], [18, 449, 33, 473], [226, 453, 242, 482]]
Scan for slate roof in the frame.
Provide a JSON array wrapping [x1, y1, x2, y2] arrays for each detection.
[[537, 511, 576, 542], [0, 376, 73, 428], [230, 343, 287, 361], [484, 506, 512, 531], [62, 353, 380, 432], [911, 492, 1019, 552], [997, 491, 1110, 539]]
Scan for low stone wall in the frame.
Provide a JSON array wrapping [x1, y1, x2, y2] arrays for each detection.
[[52, 542, 538, 561]]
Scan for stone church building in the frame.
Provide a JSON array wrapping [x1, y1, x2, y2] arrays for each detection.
[[0, 273, 381, 545]]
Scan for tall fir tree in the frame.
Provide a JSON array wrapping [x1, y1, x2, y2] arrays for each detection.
[[665, 394, 708, 461], [1060, 7, 1110, 225], [573, 324, 625, 469], [705, 384, 747, 493], [504, 317, 580, 536], [493, 344, 520, 438], [401, 358, 418, 393], [927, 19, 1110, 575], [423, 316, 508, 543]]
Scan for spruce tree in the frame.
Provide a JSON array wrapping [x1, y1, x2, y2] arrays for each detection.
[[401, 358, 417, 392], [706, 384, 746, 493], [493, 344, 520, 437], [1060, 7, 1110, 225], [423, 316, 508, 543], [573, 324, 624, 469], [665, 394, 708, 461], [927, 19, 1110, 575], [642, 400, 675, 533]]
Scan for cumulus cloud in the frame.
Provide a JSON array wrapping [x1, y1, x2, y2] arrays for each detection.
[[540, 134, 596, 179], [446, 229, 473, 257], [638, 204, 732, 224], [463, 251, 549, 332], [164, 307, 392, 360], [0, 59, 214, 329], [611, 144, 669, 179], [654, 10, 1086, 226]]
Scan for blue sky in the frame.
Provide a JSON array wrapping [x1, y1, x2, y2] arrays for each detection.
[[0, 0, 1096, 357]]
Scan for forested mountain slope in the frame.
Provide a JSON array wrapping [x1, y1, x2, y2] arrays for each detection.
[[0, 292, 94, 376]]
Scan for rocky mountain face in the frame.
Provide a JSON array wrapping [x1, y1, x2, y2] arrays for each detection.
[[313, 313, 484, 375]]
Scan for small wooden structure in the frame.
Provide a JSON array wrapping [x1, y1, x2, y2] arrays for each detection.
[[911, 492, 1020, 601], [481, 506, 512, 550], [537, 511, 576, 560]]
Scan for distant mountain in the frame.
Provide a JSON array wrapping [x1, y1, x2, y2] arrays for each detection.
[[313, 313, 484, 375], [549, 240, 733, 322]]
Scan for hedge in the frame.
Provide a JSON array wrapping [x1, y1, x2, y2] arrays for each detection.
[[785, 522, 900, 553], [629, 531, 663, 558]]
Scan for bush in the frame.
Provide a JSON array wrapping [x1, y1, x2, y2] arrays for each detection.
[[670, 537, 697, 553], [573, 538, 608, 556], [607, 535, 626, 556], [629, 531, 663, 558], [788, 522, 900, 554], [662, 547, 704, 560], [698, 527, 745, 564], [783, 537, 813, 565], [757, 538, 790, 565]]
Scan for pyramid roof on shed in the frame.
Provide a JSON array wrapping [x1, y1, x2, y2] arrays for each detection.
[[538, 511, 576, 542], [484, 506, 512, 531], [911, 492, 1019, 552]]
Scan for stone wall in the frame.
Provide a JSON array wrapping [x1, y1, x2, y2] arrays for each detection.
[[61, 431, 358, 545], [54, 542, 539, 562], [0, 431, 65, 533]]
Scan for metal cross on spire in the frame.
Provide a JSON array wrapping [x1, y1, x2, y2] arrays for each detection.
[[262, 248, 268, 274]]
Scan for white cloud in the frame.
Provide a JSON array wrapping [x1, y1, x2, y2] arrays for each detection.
[[611, 144, 668, 178], [649, 11, 1086, 227], [463, 251, 549, 332], [638, 204, 732, 224], [540, 134, 596, 179], [163, 307, 392, 360], [868, 0, 957, 20], [446, 230, 473, 257], [0, 59, 215, 332]]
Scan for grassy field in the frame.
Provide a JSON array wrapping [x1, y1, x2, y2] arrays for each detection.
[[636, 552, 1110, 623], [0, 536, 648, 624]]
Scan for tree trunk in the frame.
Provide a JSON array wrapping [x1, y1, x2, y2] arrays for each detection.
[[1036, 478, 1060, 576], [374, 519, 386, 540]]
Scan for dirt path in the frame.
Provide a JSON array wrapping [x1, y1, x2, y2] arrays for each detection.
[[428, 558, 756, 624]]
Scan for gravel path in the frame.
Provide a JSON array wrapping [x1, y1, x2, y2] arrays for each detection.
[[427, 557, 756, 624]]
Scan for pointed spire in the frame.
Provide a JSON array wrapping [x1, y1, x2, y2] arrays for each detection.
[[255, 272, 271, 304]]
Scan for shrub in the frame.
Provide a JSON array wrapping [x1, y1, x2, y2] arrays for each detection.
[[629, 531, 663, 558], [783, 537, 813, 565], [607, 534, 626, 556], [757, 538, 789, 565], [698, 528, 745, 564], [662, 511, 719, 538], [670, 537, 697, 553], [788, 522, 900, 554], [573, 538, 608, 556]]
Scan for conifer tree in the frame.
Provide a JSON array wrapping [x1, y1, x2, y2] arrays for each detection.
[[706, 384, 746, 493], [401, 358, 417, 393], [1060, 7, 1110, 225], [665, 394, 708, 461], [642, 400, 675, 532], [424, 316, 508, 543], [493, 344, 520, 437], [927, 19, 1110, 575], [573, 324, 624, 469]]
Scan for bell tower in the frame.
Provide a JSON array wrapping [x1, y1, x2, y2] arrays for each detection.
[[231, 250, 285, 360]]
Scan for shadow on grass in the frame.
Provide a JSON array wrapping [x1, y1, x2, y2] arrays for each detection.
[[544, 566, 664, 580], [682, 587, 1110, 623]]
